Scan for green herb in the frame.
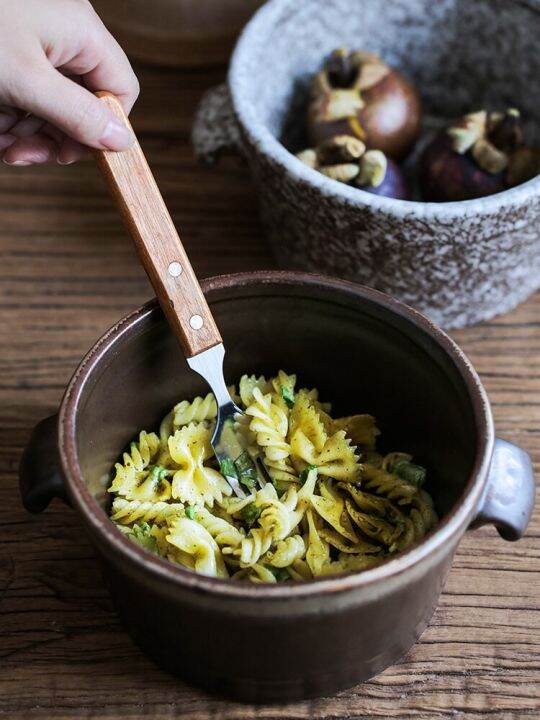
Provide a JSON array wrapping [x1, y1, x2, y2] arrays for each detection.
[[234, 450, 258, 490], [148, 465, 166, 482], [273, 480, 287, 498], [270, 567, 290, 582], [241, 502, 261, 528], [392, 459, 426, 487], [141, 465, 168, 491], [299, 465, 317, 484], [127, 522, 157, 552], [280, 384, 295, 408], [220, 456, 238, 480], [185, 505, 197, 520]]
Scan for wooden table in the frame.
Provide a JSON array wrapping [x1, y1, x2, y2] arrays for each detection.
[[1, 64, 538, 720]]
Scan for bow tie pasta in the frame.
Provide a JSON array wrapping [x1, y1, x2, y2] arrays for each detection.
[[107, 371, 438, 582]]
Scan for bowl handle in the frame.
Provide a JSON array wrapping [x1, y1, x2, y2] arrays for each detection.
[[191, 83, 244, 164], [471, 438, 536, 540], [19, 414, 69, 513]]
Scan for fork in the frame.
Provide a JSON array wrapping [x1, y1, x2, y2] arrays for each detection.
[[94, 92, 266, 499]]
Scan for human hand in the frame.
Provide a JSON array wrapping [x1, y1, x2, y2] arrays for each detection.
[[0, 0, 139, 165]]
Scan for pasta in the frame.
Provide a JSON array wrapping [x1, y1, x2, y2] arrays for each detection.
[[173, 392, 217, 427], [111, 498, 184, 525], [168, 423, 231, 506], [107, 371, 438, 582]]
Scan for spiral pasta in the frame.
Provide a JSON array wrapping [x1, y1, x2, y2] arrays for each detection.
[[111, 498, 184, 525], [245, 388, 297, 483], [305, 509, 330, 576], [107, 370, 438, 582], [239, 374, 271, 408], [227, 525, 273, 566], [265, 535, 305, 567], [173, 393, 217, 427], [193, 506, 245, 547], [108, 431, 171, 502]]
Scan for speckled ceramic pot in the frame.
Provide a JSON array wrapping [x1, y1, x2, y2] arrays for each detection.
[[192, 0, 540, 328], [19, 273, 535, 702]]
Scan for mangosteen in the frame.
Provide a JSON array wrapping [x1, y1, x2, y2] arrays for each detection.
[[295, 135, 410, 200], [307, 48, 422, 161], [419, 109, 540, 202]]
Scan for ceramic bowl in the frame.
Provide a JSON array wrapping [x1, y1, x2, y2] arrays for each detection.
[[192, 0, 540, 328], [19, 272, 535, 702]]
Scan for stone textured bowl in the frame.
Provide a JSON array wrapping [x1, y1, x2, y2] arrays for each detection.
[[19, 273, 535, 701], [193, 0, 540, 328]]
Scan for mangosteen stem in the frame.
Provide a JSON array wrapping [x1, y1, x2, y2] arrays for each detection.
[[326, 48, 358, 89], [358, 150, 387, 187], [488, 109, 524, 154]]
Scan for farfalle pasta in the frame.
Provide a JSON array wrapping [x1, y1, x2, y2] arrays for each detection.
[[107, 371, 438, 582]]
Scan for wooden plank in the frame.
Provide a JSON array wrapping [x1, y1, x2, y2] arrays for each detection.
[[0, 63, 538, 719]]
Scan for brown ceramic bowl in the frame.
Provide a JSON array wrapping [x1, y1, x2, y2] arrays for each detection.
[[19, 272, 535, 702]]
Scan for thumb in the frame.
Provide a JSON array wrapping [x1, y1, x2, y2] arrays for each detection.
[[16, 65, 134, 150]]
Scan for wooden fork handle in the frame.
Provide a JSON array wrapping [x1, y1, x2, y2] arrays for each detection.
[[94, 91, 222, 358]]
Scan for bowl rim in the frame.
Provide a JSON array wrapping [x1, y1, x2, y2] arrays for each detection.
[[58, 271, 494, 599], [228, 0, 540, 218]]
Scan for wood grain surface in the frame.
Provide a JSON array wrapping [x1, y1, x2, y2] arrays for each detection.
[[0, 64, 538, 720], [95, 91, 222, 358]]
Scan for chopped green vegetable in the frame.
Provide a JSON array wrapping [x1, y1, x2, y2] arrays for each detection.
[[273, 480, 287, 498], [149, 465, 166, 482], [241, 502, 261, 528], [299, 465, 317, 484], [220, 456, 238, 480], [185, 505, 197, 520], [280, 384, 295, 408], [141, 465, 168, 491], [234, 450, 258, 490], [127, 522, 157, 552], [270, 567, 290, 582], [392, 459, 426, 487]]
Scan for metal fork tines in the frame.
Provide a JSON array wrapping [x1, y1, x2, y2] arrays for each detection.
[[187, 344, 267, 498]]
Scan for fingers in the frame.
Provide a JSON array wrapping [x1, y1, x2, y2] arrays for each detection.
[[3, 133, 58, 165], [0, 1, 140, 164], [14, 64, 134, 151], [0, 107, 46, 139], [0, 113, 64, 165], [2, 133, 88, 166], [0, 106, 19, 133], [0, 134, 16, 152], [0, 122, 89, 165], [68, 23, 140, 115], [0, 110, 91, 166], [57, 136, 87, 165], [46, 3, 140, 115], [9, 113, 45, 138]]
